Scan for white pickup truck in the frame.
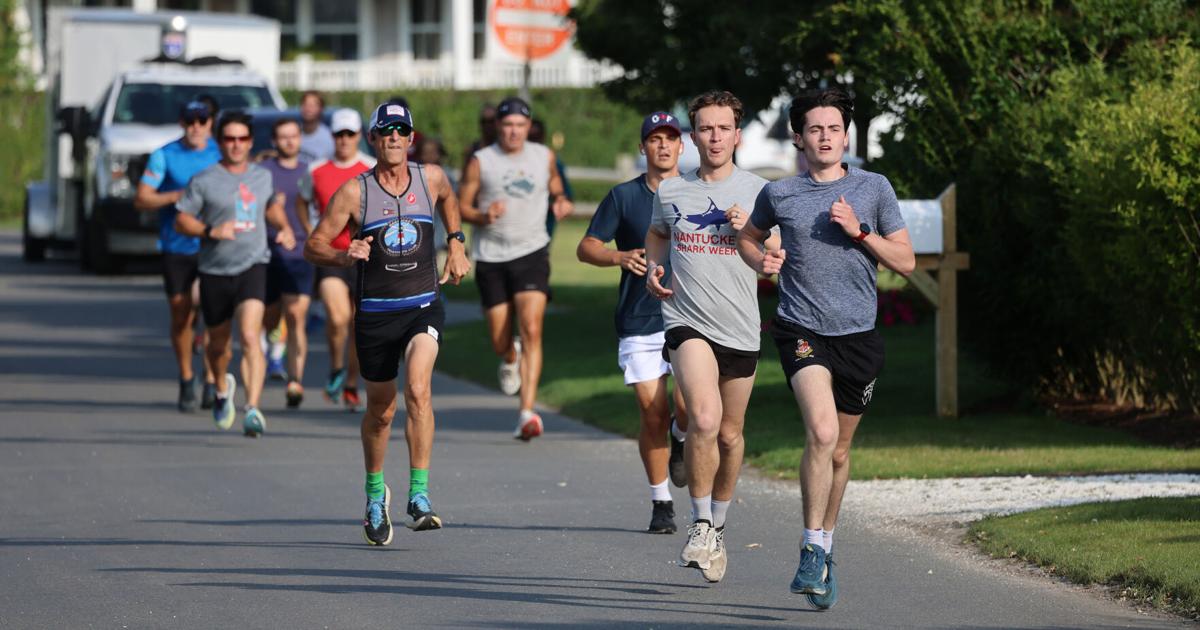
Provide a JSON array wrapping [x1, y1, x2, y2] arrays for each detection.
[[23, 8, 285, 272]]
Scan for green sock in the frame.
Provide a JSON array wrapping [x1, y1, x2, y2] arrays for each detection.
[[409, 468, 429, 499], [365, 471, 385, 501]]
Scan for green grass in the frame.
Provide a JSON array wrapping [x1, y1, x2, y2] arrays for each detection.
[[571, 178, 621, 203], [440, 218, 1200, 479], [969, 498, 1200, 618]]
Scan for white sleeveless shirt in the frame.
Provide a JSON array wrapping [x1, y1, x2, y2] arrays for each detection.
[[472, 142, 552, 262]]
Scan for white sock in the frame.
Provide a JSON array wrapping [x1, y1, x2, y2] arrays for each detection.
[[650, 479, 671, 502], [670, 418, 686, 442], [691, 494, 713, 523], [711, 499, 731, 529], [823, 528, 834, 554], [804, 528, 824, 548], [269, 340, 285, 361], [519, 409, 537, 422]]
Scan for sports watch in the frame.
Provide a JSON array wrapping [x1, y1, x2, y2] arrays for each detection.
[[446, 231, 466, 244], [853, 223, 871, 242]]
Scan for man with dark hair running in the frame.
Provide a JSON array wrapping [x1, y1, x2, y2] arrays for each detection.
[[175, 112, 296, 436], [646, 91, 779, 583], [134, 100, 221, 412], [738, 87, 914, 608], [577, 111, 691, 534], [305, 101, 470, 543]]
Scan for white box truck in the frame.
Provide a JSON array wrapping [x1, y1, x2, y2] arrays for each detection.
[[23, 8, 286, 272]]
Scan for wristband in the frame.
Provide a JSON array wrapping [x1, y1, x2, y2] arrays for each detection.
[[203, 225, 212, 239]]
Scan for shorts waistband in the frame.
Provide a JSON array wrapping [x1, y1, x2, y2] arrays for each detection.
[[772, 317, 876, 341]]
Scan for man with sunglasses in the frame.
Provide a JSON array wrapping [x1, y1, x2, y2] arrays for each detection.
[[458, 96, 573, 441], [135, 100, 221, 413], [305, 102, 470, 542], [175, 112, 296, 437], [297, 109, 376, 412]]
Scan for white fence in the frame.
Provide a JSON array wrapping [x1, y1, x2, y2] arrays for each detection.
[[277, 56, 624, 91]]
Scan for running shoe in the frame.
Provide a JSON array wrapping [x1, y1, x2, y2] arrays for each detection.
[[668, 427, 687, 487], [790, 543, 829, 596], [679, 519, 716, 570], [267, 356, 287, 381], [497, 338, 522, 396], [702, 526, 728, 582], [212, 373, 237, 431], [178, 377, 197, 413], [200, 381, 216, 410], [363, 484, 393, 546], [513, 412, 543, 441], [806, 554, 837, 610], [406, 492, 443, 531], [324, 368, 347, 402], [648, 500, 676, 534], [343, 386, 362, 413], [243, 406, 266, 438], [285, 381, 304, 409]]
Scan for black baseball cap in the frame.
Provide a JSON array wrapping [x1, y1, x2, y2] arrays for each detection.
[[496, 96, 532, 120], [179, 100, 209, 121]]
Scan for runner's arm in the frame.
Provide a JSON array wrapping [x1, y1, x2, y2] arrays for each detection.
[[295, 195, 312, 235], [303, 177, 360, 267], [456, 156, 489, 225], [266, 192, 296, 250], [547, 149, 573, 220], [861, 227, 915, 275], [133, 150, 181, 211], [427, 165, 470, 285]]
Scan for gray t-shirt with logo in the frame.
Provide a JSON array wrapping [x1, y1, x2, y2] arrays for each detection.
[[750, 165, 906, 335], [651, 166, 769, 352], [177, 162, 274, 275], [472, 142, 552, 263]]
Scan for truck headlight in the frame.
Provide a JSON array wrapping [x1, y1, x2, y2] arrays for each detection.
[[106, 153, 134, 198]]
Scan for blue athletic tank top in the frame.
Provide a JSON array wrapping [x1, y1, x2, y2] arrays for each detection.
[[354, 164, 439, 313]]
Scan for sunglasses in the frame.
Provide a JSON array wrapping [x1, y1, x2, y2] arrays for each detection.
[[375, 124, 412, 137], [221, 134, 251, 144], [183, 116, 209, 126], [334, 130, 359, 138]]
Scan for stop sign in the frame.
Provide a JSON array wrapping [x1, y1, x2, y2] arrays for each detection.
[[490, 0, 575, 61]]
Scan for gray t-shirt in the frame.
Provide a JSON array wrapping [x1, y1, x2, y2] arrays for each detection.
[[750, 165, 906, 335], [177, 162, 274, 275], [300, 123, 334, 163], [472, 142, 552, 263], [651, 166, 769, 352]]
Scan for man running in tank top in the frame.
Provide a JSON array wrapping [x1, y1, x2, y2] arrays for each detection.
[[305, 102, 470, 544]]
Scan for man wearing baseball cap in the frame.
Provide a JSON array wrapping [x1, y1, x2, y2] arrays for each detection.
[[576, 111, 691, 534], [297, 108, 376, 412], [458, 96, 573, 441]]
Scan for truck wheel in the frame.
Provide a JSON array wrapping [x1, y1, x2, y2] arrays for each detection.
[[85, 215, 122, 274], [22, 194, 47, 262]]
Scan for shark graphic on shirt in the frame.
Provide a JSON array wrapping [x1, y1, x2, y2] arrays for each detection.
[[671, 197, 729, 229]]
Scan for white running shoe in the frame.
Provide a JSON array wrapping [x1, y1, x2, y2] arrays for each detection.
[[702, 526, 727, 582], [497, 337, 522, 396], [679, 519, 716, 570], [513, 411, 543, 441]]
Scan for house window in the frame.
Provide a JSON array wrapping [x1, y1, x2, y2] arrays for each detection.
[[412, 0, 442, 60], [473, 0, 486, 59], [251, 0, 297, 57]]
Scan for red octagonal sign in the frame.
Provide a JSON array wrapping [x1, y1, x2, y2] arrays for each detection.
[[490, 0, 575, 61]]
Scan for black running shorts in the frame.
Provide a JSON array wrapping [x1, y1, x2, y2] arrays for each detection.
[[315, 263, 356, 298], [474, 246, 551, 309], [199, 264, 267, 327], [769, 317, 885, 416], [162, 253, 199, 297], [355, 299, 445, 383], [662, 325, 759, 380]]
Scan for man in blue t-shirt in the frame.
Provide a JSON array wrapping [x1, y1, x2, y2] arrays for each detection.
[[738, 88, 915, 608], [135, 100, 221, 413], [576, 112, 691, 535]]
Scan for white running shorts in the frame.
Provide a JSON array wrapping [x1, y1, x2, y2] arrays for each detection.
[[618, 331, 672, 385]]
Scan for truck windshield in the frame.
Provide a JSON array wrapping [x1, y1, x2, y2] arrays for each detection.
[[112, 84, 275, 125]]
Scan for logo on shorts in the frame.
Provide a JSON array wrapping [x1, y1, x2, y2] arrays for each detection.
[[381, 217, 421, 256], [427, 326, 439, 341], [862, 378, 876, 406], [794, 339, 814, 359]]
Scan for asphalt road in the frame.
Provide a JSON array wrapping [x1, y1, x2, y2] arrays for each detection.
[[0, 234, 1188, 629]]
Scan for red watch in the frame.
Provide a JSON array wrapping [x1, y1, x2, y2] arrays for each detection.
[[853, 222, 871, 242]]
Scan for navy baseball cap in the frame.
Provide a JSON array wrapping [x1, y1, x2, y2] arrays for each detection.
[[179, 100, 209, 120], [496, 96, 532, 120], [641, 111, 681, 140], [370, 101, 414, 132]]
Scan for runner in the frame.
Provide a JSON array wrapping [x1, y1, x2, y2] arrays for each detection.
[[134, 100, 221, 412], [737, 87, 914, 608], [298, 90, 334, 163], [645, 91, 779, 583], [576, 111, 691, 534], [297, 108, 376, 412], [458, 96, 573, 441], [304, 101, 470, 543], [259, 117, 313, 409], [174, 111, 296, 436]]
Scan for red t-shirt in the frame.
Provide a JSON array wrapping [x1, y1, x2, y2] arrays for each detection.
[[303, 153, 375, 250]]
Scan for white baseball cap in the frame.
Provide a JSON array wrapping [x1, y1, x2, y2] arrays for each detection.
[[330, 108, 362, 134]]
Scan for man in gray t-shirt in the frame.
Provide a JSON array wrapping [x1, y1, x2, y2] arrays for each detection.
[[645, 91, 780, 584], [738, 88, 915, 606], [175, 112, 294, 439]]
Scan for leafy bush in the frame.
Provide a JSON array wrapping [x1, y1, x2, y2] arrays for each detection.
[[0, 91, 44, 222]]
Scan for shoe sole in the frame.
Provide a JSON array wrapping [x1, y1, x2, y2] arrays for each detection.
[[409, 514, 443, 531], [647, 526, 676, 534], [790, 582, 829, 596], [364, 487, 394, 546], [678, 558, 712, 570]]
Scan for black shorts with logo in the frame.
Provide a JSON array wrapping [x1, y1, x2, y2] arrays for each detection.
[[769, 317, 885, 416], [162, 253, 199, 297], [661, 326, 759, 380], [474, 246, 551, 309], [355, 299, 445, 383], [198, 264, 267, 327]]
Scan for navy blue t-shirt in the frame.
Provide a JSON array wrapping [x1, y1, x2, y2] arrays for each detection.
[[585, 174, 669, 337]]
